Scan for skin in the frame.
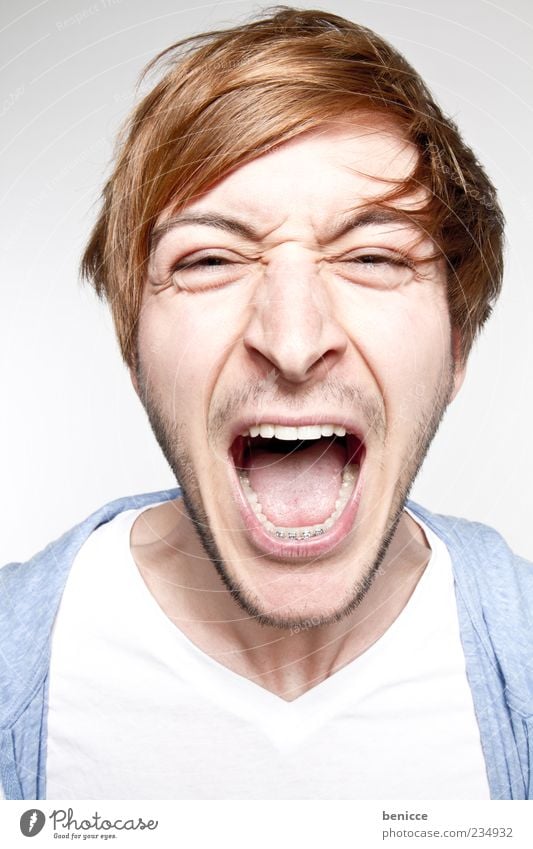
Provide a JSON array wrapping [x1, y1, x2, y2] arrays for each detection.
[[129, 117, 465, 701]]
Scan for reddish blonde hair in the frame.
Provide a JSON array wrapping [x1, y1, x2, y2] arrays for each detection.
[[81, 6, 504, 368]]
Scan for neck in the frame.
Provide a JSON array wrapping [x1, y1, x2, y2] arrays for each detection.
[[130, 499, 431, 701]]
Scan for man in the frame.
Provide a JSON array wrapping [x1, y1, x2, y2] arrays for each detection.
[[1, 7, 531, 801]]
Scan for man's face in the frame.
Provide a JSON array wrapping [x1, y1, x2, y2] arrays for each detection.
[[134, 118, 464, 628]]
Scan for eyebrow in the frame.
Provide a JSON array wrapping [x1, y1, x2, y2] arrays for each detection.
[[149, 206, 417, 255], [150, 213, 256, 254]]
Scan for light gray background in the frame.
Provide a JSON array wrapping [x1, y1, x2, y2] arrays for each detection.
[[1, 0, 532, 563]]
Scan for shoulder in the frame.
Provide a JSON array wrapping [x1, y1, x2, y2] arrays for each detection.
[[407, 500, 532, 650], [0, 487, 180, 723], [407, 500, 532, 580], [1, 487, 181, 605], [408, 501, 533, 714], [408, 500, 533, 696]]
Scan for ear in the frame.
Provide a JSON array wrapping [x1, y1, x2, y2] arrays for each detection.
[[449, 327, 467, 402]]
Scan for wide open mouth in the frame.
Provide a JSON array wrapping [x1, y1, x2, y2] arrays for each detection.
[[230, 424, 364, 542]]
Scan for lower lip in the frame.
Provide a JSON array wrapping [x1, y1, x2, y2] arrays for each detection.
[[227, 452, 365, 560]]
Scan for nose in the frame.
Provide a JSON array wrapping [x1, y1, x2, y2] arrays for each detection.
[[242, 250, 348, 384]]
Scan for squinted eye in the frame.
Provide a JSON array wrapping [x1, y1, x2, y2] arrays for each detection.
[[336, 251, 415, 288], [169, 252, 248, 291], [175, 256, 230, 269], [345, 252, 411, 267], [355, 254, 398, 263]]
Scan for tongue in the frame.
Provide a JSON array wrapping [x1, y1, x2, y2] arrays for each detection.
[[246, 440, 345, 526]]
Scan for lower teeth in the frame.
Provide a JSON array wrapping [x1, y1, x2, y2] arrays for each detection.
[[239, 464, 358, 541], [277, 528, 324, 540]]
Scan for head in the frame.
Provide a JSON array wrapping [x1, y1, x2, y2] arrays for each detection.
[[81, 7, 504, 628]]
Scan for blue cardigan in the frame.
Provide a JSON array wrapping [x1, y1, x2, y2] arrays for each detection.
[[0, 489, 532, 800]]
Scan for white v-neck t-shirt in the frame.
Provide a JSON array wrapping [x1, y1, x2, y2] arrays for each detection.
[[46, 502, 490, 799]]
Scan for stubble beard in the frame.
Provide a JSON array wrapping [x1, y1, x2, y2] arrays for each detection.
[[134, 359, 454, 631]]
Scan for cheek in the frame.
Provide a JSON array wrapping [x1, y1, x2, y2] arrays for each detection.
[[137, 289, 246, 405], [339, 287, 452, 417]]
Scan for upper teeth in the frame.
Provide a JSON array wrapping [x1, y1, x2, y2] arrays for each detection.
[[241, 424, 347, 440]]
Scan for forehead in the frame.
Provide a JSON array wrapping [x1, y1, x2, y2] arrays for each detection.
[[158, 117, 423, 234]]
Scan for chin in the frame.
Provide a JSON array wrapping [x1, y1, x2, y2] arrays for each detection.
[[206, 516, 395, 631]]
